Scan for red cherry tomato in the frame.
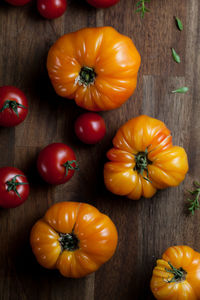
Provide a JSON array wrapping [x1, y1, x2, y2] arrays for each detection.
[[5, 0, 31, 6], [0, 86, 28, 127], [37, 143, 79, 185], [0, 167, 29, 208], [75, 113, 106, 144], [86, 0, 120, 8], [37, 0, 67, 19]]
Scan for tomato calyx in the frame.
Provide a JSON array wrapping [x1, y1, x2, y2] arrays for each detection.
[[59, 232, 79, 251], [6, 175, 29, 199], [0, 100, 27, 118], [78, 67, 96, 86], [62, 160, 79, 177], [165, 262, 187, 283], [134, 148, 152, 182]]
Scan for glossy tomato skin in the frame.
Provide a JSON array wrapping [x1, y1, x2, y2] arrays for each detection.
[[104, 115, 189, 200], [30, 202, 118, 278], [0, 167, 29, 208], [86, 0, 120, 8], [151, 246, 200, 299], [5, 0, 31, 6], [37, 143, 78, 185], [47, 27, 141, 111], [37, 0, 67, 19], [0, 86, 28, 127], [75, 113, 106, 144]]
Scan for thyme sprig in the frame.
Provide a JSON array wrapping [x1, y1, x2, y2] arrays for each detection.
[[135, 0, 150, 18], [188, 182, 200, 215]]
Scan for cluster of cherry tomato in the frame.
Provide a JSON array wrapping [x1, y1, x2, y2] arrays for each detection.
[[0, 86, 106, 208], [4, 0, 120, 19]]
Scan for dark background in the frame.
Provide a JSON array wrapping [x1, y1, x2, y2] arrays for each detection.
[[0, 0, 199, 299]]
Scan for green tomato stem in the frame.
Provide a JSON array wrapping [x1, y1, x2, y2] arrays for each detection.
[[165, 262, 186, 283], [62, 160, 79, 177], [6, 175, 28, 199], [0, 100, 27, 118], [59, 232, 79, 252]]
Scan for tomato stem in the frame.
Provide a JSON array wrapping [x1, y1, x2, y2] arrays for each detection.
[[78, 67, 96, 86], [6, 175, 29, 199], [0, 100, 27, 118], [62, 160, 79, 177], [165, 261, 187, 283], [134, 148, 152, 182], [59, 233, 79, 251]]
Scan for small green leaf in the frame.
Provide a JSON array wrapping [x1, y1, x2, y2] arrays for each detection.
[[175, 17, 183, 31], [172, 87, 189, 94], [135, 8, 142, 12], [171, 48, 181, 63], [135, 0, 150, 18], [136, 1, 142, 7]]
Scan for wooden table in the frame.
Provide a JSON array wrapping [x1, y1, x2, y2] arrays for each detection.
[[0, 0, 199, 299]]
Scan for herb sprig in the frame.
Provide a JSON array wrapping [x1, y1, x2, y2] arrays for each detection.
[[135, 0, 150, 18], [188, 182, 200, 215]]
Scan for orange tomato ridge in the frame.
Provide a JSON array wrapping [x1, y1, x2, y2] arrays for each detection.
[[47, 27, 141, 111], [30, 202, 118, 278], [150, 245, 200, 300], [104, 115, 189, 200]]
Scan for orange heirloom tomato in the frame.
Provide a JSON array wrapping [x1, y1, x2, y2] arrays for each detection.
[[30, 202, 118, 278], [150, 245, 200, 300], [47, 27, 141, 111], [104, 115, 188, 200]]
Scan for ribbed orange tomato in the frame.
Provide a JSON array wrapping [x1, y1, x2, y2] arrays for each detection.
[[47, 27, 141, 111], [30, 202, 118, 278], [104, 115, 188, 200], [150, 246, 200, 300]]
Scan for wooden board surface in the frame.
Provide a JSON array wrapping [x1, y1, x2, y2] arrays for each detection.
[[0, 0, 200, 299]]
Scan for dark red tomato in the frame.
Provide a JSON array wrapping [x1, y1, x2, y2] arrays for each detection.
[[37, 0, 67, 19], [0, 167, 29, 208], [86, 0, 120, 8], [75, 113, 106, 144], [5, 0, 31, 6], [0, 86, 28, 127], [37, 143, 79, 185]]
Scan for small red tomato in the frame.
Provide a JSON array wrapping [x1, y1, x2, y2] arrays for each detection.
[[5, 0, 31, 6], [86, 0, 120, 8], [0, 167, 29, 208], [37, 0, 67, 19], [0, 86, 28, 127], [37, 143, 79, 185], [75, 113, 106, 144]]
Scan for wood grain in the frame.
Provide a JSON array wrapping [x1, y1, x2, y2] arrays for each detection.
[[0, 0, 199, 299]]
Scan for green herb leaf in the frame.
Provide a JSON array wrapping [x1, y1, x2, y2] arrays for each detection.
[[187, 182, 200, 215], [135, 0, 150, 18], [171, 48, 181, 63], [175, 17, 183, 31], [172, 87, 189, 94]]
